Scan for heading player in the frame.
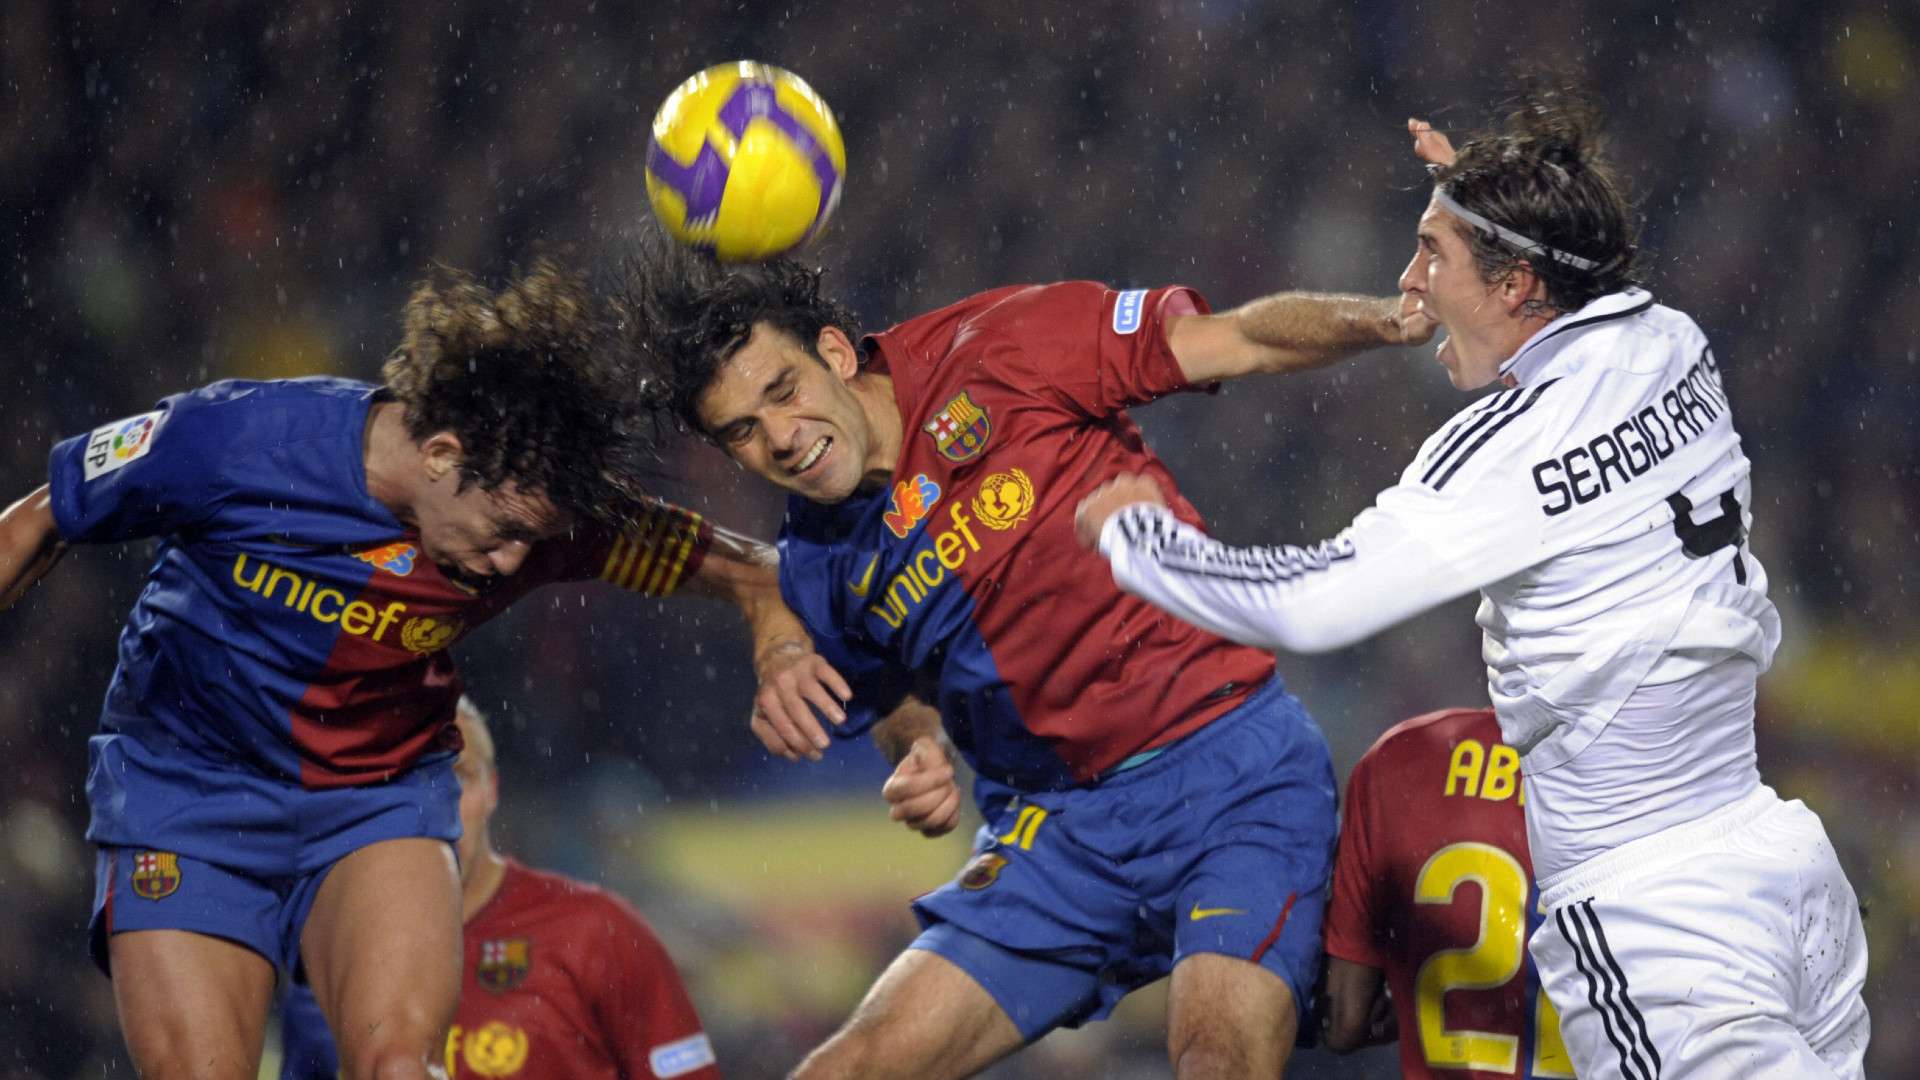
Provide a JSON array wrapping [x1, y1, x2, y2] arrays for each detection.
[[0, 261, 829, 1080], [1078, 92, 1870, 1076], [1321, 707, 1569, 1079], [279, 696, 721, 1080], [618, 229, 1431, 1078]]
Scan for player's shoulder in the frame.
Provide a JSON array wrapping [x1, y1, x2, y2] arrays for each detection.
[[163, 376, 378, 445], [1408, 379, 1571, 492], [1357, 707, 1502, 771]]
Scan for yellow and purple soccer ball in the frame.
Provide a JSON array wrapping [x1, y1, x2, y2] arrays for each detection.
[[644, 62, 846, 262]]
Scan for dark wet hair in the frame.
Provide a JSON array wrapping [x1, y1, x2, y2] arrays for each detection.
[[611, 226, 861, 437], [1431, 85, 1644, 315], [382, 258, 650, 526]]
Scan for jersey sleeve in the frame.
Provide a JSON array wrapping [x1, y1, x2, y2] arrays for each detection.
[[1096, 382, 1570, 653], [587, 896, 721, 1080], [46, 391, 227, 543], [992, 281, 1210, 418], [1323, 751, 1388, 968], [536, 499, 713, 596]]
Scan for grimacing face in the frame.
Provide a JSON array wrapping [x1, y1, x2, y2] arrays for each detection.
[[1398, 195, 1514, 391], [410, 469, 567, 580], [696, 323, 877, 504]]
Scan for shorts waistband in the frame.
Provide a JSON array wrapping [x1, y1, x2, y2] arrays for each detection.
[[1538, 784, 1780, 907]]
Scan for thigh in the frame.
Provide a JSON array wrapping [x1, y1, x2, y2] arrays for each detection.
[[795, 943, 1025, 1080], [299, 837, 461, 1072], [110, 929, 277, 1080], [1166, 952, 1296, 1078], [1534, 893, 1838, 1080]]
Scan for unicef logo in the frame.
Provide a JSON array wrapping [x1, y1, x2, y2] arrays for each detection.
[[970, 468, 1036, 531]]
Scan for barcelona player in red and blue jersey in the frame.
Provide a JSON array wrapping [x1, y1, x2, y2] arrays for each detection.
[[1321, 707, 1571, 1079], [0, 262, 827, 1080], [619, 236, 1432, 1078]]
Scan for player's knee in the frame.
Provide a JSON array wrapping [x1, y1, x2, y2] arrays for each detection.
[[1169, 1022, 1291, 1080], [121, 1021, 257, 1080]]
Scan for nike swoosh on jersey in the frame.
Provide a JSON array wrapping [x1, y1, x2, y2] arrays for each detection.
[[848, 555, 880, 597], [1189, 903, 1247, 921]]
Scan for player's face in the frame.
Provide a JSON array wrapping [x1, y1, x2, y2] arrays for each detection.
[[451, 742, 497, 884], [413, 473, 567, 581], [1399, 198, 1511, 391], [698, 322, 876, 504]]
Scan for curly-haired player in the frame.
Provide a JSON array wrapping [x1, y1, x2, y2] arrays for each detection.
[[1081, 92, 1870, 1077], [0, 260, 830, 1080]]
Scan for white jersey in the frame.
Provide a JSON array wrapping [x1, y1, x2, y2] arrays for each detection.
[[1099, 288, 1776, 879]]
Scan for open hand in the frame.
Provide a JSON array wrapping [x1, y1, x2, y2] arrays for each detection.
[[1074, 472, 1168, 549], [1408, 117, 1456, 168], [751, 641, 852, 762], [881, 736, 961, 838]]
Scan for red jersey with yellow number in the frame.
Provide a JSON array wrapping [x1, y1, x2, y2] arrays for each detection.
[[1324, 708, 1571, 1079], [779, 283, 1276, 790], [444, 861, 721, 1080]]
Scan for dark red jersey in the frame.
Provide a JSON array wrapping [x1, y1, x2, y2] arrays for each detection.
[[1324, 708, 1571, 1079], [443, 861, 720, 1080]]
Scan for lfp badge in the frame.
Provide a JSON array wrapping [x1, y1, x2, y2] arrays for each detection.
[[923, 391, 991, 464]]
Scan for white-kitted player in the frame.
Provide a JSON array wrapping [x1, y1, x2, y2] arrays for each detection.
[[1075, 91, 1869, 1078]]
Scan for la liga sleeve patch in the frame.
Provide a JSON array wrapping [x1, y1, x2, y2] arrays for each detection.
[[82, 411, 165, 480]]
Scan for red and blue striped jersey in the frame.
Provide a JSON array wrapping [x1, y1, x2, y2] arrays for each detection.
[[778, 282, 1275, 791], [49, 378, 709, 793]]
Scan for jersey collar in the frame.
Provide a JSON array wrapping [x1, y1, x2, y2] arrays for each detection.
[[1498, 288, 1655, 386]]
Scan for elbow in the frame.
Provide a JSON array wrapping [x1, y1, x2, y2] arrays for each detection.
[[1321, 1025, 1365, 1056]]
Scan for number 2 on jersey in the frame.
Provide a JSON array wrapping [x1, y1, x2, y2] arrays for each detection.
[[1413, 842, 1572, 1077]]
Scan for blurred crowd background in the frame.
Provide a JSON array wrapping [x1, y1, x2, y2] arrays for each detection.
[[1, 0, 1914, 1076]]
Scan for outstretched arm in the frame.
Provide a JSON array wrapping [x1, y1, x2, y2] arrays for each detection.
[[1167, 290, 1435, 385], [678, 522, 852, 762], [0, 486, 65, 612]]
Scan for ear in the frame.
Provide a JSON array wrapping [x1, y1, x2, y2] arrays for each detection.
[[817, 325, 861, 380], [1499, 264, 1547, 315], [420, 432, 466, 482]]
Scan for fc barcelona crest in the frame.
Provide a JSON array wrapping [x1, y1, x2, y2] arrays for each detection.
[[923, 391, 991, 464], [477, 938, 532, 992], [959, 851, 1008, 891], [131, 851, 181, 900]]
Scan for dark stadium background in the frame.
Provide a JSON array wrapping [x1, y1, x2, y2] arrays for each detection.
[[1, 1, 1913, 1076]]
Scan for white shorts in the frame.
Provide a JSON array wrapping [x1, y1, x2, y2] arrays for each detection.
[[1530, 785, 1869, 1079]]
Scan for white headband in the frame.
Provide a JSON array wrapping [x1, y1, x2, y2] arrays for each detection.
[[1432, 186, 1600, 271]]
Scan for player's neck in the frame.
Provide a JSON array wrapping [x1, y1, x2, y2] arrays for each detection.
[[361, 402, 418, 520], [852, 372, 903, 491], [462, 847, 510, 922]]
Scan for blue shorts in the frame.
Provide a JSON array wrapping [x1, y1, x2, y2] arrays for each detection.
[[909, 676, 1338, 1041], [87, 734, 460, 977]]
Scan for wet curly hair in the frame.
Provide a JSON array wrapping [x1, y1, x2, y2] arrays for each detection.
[[381, 259, 650, 526], [1431, 84, 1645, 316], [610, 226, 861, 438]]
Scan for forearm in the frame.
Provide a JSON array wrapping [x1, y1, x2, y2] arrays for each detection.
[[1231, 292, 1407, 375], [870, 697, 947, 766], [1322, 957, 1390, 1053], [678, 521, 815, 658], [0, 486, 64, 612], [1095, 503, 1456, 654]]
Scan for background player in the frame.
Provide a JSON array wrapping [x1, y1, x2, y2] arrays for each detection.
[[0, 261, 830, 1080], [279, 695, 721, 1080], [1321, 706, 1570, 1079], [618, 230, 1431, 1078], [1078, 93, 1871, 1076]]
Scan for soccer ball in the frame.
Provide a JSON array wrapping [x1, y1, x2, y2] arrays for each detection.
[[644, 62, 846, 262]]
